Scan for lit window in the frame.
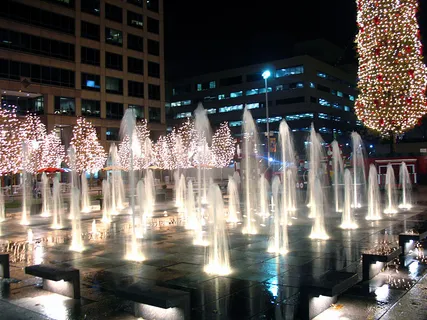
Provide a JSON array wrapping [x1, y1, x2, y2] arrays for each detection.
[[175, 112, 192, 119], [317, 72, 327, 78], [310, 82, 316, 89], [337, 91, 343, 97], [349, 95, 355, 101], [259, 87, 272, 94], [197, 84, 202, 91], [296, 82, 304, 88], [218, 94, 226, 100], [219, 104, 243, 113], [246, 88, 259, 96], [170, 100, 191, 107], [318, 113, 329, 120], [229, 121, 242, 127], [207, 108, 216, 114], [246, 103, 259, 110], [276, 85, 284, 91], [331, 89, 337, 95], [275, 65, 304, 78], [285, 113, 313, 121], [332, 103, 342, 110], [204, 96, 217, 101], [319, 98, 330, 107], [256, 116, 282, 124], [356, 120, 363, 126], [230, 91, 243, 98], [344, 106, 351, 112], [209, 81, 216, 89], [319, 127, 332, 133]]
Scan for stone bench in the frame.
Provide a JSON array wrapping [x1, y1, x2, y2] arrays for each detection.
[[362, 247, 402, 281], [0, 253, 10, 278], [116, 281, 190, 319], [299, 271, 358, 320], [399, 229, 427, 255], [25, 264, 80, 299]]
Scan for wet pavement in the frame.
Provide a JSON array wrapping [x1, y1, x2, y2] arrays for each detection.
[[0, 202, 426, 319]]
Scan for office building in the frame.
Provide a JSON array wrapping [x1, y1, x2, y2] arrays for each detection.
[[0, 0, 165, 149], [168, 40, 359, 154]]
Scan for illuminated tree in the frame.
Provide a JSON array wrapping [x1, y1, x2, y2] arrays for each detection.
[[174, 119, 196, 168], [211, 122, 235, 168], [19, 114, 47, 172], [192, 134, 212, 167], [39, 131, 65, 169], [118, 119, 152, 170], [0, 106, 21, 175], [153, 135, 173, 170], [355, 0, 427, 136], [69, 117, 106, 173]]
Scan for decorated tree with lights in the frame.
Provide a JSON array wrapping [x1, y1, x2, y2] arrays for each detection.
[[68, 117, 106, 173], [211, 122, 235, 168], [39, 131, 65, 169], [174, 119, 196, 168], [355, 0, 427, 137], [153, 135, 173, 170], [19, 114, 47, 172], [118, 119, 152, 170], [0, 106, 21, 175]]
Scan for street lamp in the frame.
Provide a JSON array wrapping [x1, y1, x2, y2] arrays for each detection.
[[262, 70, 271, 166]]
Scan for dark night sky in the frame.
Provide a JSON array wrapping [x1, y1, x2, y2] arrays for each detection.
[[164, 0, 427, 81]]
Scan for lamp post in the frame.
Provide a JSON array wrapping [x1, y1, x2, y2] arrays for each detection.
[[262, 70, 271, 166]]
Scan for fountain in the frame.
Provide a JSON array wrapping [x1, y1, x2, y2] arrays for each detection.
[[258, 176, 269, 218], [366, 164, 382, 220], [340, 169, 358, 229], [175, 173, 187, 213], [69, 146, 84, 252], [226, 176, 240, 223], [20, 142, 30, 225], [384, 163, 398, 214], [27, 228, 33, 243], [399, 162, 412, 209], [350, 132, 366, 208], [242, 107, 260, 234], [51, 177, 64, 229], [307, 125, 325, 218], [233, 171, 241, 189], [40, 173, 51, 217], [121, 108, 144, 261], [144, 170, 155, 217], [109, 144, 123, 214], [81, 173, 91, 213], [136, 179, 146, 238], [101, 179, 112, 223], [309, 177, 329, 240], [0, 189, 5, 222], [268, 176, 288, 254], [185, 180, 198, 230], [204, 184, 231, 275], [331, 140, 344, 212], [279, 120, 297, 221]]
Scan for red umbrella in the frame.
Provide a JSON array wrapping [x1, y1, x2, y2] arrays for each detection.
[[37, 167, 65, 173]]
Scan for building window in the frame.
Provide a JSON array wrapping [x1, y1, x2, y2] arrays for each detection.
[[81, 99, 100, 117], [276, 97, 305, 105], [106, 77, 123, 94], [2, 95, 44, 115], [128, 57, 144, 75], [172, 84, 191, 96], [127, 11, 143, 29], [256, 116, 282, 124], [147, 17, 159, 34], [246, 73, 263, 82], [147, 0, 159, 12], [259, 87, 272, 94], [276, 82, 304, 91], [81, 73, 100, 91], [229, 121, 242, 127], [147, 39, 159, 56], [81, 0, 99, 16], [106, 102, 123, 119], [285, 113, 314, 121], [317, 72, 327, 79], [318, 98, 330, 107], [219, 104, 243, 113], [105, 28, 122, 46], [81, 21, 100, 41], [207, 108, 216, 114], [105, 3, 122, 23], [0, 1, 75, 35], [54, 96, 75, 115], [246, 88, 259, 96], [128, 80, 144, 98], [149, 107, 161, 122], [317, 84, 330, 93], [196, 81, 215, 91], [220, 76, 242, 87], [175, 112, 191, 119], [344, 106, 351, 112], [204, 96, 216, 101], [310, 82, 316, 88], [170, 100, 191, 107], [275, 65, 304, 78], [128, 104, 144, 119], [81, 47, 100, 66], [128, 33, 143, 52], [246, 103, 259, 110], [148, 84, 160, 100], [106, 52, 123, 70], [230, 91, 242, 98], [337, 91, 343, 97], [148, 61, 160, 78], [128, 0, 142, 7], [43, 0, 75, 8], [106, 127, 119, 141], [349, 95, 355, 101]]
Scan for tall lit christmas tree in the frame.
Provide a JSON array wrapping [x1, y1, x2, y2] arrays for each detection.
[[69, 117, 106, 173], [175, 119, 196, 168], [355, 0, 427, 136], [153, 135, 173, 170], [39, 131, 65, 169], [0, 106, 21, 174], [19, 114, 47, 172], [211, 122, 235, 168]]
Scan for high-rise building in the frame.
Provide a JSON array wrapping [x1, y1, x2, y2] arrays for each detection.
[[0, 0, 165, 148], [167, 40, 359, 154]]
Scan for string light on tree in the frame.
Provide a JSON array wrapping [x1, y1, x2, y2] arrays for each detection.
[[39, 131, 65, 169], [153, 135, 173, 170], [0, 106, 21, 175], [19, 113, 47, 172], [355, 0, 427, 136], [68, 117, 106, 173], [211, 122, 235, 168]]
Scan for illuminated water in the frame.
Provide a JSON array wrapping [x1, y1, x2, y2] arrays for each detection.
[[384, 163, 398, 214], [366, 164, 382, 220], [40, 173, 50, 217], [136, 179, 146, 238], [69, 186, 84, 252], [226, 176, 240, 223], [205, 184, 231, 275], [185, 180, 198, 230], [144, 170, 155, 217], [0, 188, 5, 222], [268, 176, 288, 254], [27, 228, 33, 243], [258, 176, 269, 218], [351, 132, 366, 208], [340, 169, 357, 229], [81, 173, 91, 213], [399, 162, 412, 210], [309, 177, 329, 240], [109, 144, 124, 214], [51, 177, 64, 229], [101, 179, 112, 223], [20, 142, 30, 225], [175, 173, 187, 213], [242, 107, 260, 234], [307, 125, 324, 219], [331, 140, 344, 212]]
